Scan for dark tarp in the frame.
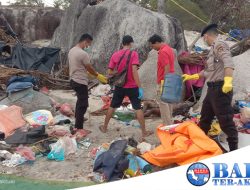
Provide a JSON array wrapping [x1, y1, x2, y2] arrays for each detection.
[[0, 43, 60, 73], [10, 44, 60, 73], [0, 42, 11, 64], [5, 125, 48, 144], [93, 140, 129, 181], [0, 41, 11, 53]]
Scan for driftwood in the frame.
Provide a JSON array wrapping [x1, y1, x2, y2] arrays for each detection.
[[178, 52, 208, 65], [0, 28, 16, 44], [0, 65, 71, 89], [0, 65, 99, 91], [178, 37, 250, 65], [230, 37, 250, 56]]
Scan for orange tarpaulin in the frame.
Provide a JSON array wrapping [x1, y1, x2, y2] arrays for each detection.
[[142, 121, 222, 167], [0, 105, 26, 138]]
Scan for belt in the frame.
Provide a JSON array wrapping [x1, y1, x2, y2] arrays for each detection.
[[207, 81, 224, 88]]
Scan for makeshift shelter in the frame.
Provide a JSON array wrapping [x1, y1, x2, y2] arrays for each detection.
[[1, 14, 60, 73], [0, 43, 60, 73]]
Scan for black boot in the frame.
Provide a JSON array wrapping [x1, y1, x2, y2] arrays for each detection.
[[209, 135, 228, 153], [229, 142, 238, 152]]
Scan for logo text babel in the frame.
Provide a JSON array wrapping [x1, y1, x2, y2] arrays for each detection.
[[213, 163, 250, 186]]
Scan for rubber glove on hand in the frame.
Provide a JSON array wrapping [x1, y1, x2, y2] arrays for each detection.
[[97, 73, 108, 84], [222, 77, 233, 93], [182, 74, 200, 82], [160, 80, 164, 94], [138, 88, 144, 100]]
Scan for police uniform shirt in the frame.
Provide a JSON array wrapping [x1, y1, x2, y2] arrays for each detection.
[[204, 37, 234, 82]]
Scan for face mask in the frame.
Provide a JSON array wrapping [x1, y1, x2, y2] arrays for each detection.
[[83, 47, 91, 53]]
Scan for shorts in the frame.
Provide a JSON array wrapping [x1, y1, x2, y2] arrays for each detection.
[[111, 86, 141, 110]]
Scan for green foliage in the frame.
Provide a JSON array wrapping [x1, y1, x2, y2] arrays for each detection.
[[53, 0, 71, 9], [131, 0, 157, 9], [10, 0, 44, 6], [131, 0, 209, 30], [165, 0, 209, 30], [10, 0, 71, 9]]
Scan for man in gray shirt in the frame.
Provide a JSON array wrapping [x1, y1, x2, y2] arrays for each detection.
[[69, 33, 107, 130]]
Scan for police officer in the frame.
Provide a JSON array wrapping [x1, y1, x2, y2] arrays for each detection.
[[183, 24, 238, 151]]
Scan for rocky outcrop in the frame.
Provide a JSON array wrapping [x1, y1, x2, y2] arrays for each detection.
[[0, 6, 63, 42], [51, 0, 187, 73]]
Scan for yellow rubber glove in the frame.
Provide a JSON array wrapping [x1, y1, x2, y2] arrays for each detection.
[[222, 76, 233, 93], [182, 74, 200, 82], [160, 80, 164, 94], [97, 73, 108, 84]]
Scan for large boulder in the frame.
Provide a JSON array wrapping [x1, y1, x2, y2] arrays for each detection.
[[0, 6, 63, 42], [233, 50, 250, 100], [51, 0, 186, 73]]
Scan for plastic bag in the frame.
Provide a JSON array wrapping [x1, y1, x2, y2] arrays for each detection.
[[137, 142, 152, 154], [47, 138, 65, 161], [59, 103, 74, 117], [91, 84, 111, 97], [0, 150, 12, 160], [16, 145, 35, 161], [2, 153, 26, 167], [63, 136, 77, 156], [47, 136, 77, 161], [240, 107, 250, 124]]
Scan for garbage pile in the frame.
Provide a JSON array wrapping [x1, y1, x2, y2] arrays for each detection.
[[0, 56, 249, 184], [87, 121, 224, 183], [0, 75, 93, 169], [235, 101, 250, 149], [87, 82, 250, 183], [0, 103, 89, 167]]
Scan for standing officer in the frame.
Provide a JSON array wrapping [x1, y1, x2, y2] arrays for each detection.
[[183, 24, 238, 151]]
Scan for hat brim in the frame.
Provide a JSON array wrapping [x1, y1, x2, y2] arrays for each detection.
[[201, 24, 218, 37]]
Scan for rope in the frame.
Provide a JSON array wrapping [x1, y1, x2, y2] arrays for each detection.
[[169, 0, 240, 42]]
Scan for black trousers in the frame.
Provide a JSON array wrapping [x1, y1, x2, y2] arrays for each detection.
[[199, 81, 238, 151], [70, 80, 88, 129]]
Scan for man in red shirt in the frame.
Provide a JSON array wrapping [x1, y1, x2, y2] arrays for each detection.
[[99, 35, 153, 140], [148, 34, 175, 125]]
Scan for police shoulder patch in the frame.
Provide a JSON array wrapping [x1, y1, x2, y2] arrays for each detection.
[[216, 45, 224, 53]]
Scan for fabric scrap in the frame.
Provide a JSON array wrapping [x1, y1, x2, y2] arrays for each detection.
[[0, 105, 26, 138], [16, 145, 35, 161], [25, 110, 53, 126]]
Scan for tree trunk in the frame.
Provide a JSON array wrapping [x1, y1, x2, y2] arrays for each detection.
[[157, 0, 166, 13]]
